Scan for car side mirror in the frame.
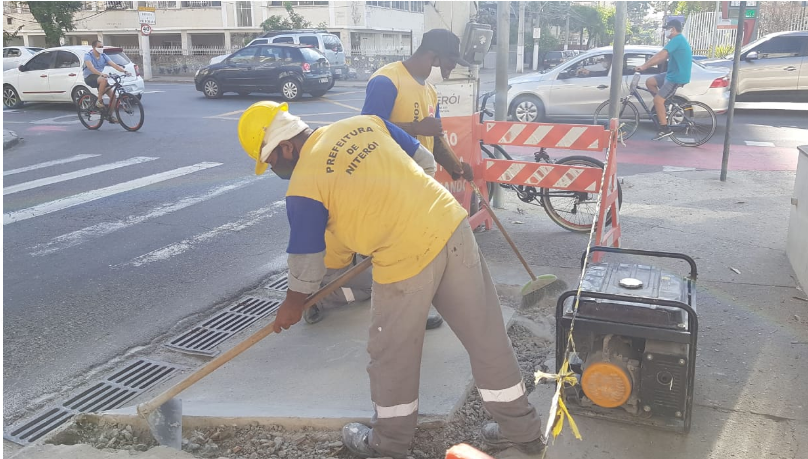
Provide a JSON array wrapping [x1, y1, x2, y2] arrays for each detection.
[[558, 70, 571, 80], [745, 51, 759, 61], [18, 64, 26, 72]]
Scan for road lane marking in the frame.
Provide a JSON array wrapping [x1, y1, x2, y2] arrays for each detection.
[[663, 166, 697, 172], [206, 109, 246, 119], [4, 154, 101, 176], [142, 90, 165, 94], [121, 200, 285, 267], [4, 162, 221, 225], [29, 175, 266, 256], [319, 97, 361, 112], [4, 157, 158, 195], [31, 114, 81, 125], [744, 141, 775, 147]]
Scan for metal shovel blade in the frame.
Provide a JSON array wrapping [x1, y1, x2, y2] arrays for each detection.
[[146, 397, 183, 449]]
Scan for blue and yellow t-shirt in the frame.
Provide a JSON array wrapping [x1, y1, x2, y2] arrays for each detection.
[[664, 34, 692, 84], [285, 115, 467, 284], [361, 61, 440, 153]]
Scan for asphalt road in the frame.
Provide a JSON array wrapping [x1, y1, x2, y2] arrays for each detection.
[[2, 81, 806, 425]]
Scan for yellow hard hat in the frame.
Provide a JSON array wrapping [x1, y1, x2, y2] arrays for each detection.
[[238, 101, 289, 175]]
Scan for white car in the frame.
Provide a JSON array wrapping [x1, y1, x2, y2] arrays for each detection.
[[3, 46, 44, 71], [3, 45, 145, 109], [505, 45, 730, 122]]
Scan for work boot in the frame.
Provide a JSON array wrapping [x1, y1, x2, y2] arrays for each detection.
[[481, 422, 547, 456], [426, 312, 444, 330], [342, 423, 403, 458], [303, 304, 324, 324]]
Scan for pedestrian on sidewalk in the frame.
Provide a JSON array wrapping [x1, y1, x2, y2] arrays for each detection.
[[238, 103, 546, 458], [301, 28, 470, 328]]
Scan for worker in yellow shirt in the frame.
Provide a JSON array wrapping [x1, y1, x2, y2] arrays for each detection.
[[238, 102, 546, 458]]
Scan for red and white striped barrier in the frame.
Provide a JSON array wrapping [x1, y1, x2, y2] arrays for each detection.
[[481, 122, 610, 152]]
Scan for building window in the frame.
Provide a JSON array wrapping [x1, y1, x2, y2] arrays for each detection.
[[411, 1, 424, 12], [368, 1, 423, 12], [105, 1, 134, 9], [269, 1, 327, 5], [235, 1, 252, 27], [180, 1, 221, 7]]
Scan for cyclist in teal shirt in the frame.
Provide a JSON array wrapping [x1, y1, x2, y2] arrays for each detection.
[[636, 19, 692, 140]]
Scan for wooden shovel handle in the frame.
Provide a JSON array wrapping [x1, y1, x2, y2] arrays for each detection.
[[468, 181, 537, 281], [137, 256, 373, 417]]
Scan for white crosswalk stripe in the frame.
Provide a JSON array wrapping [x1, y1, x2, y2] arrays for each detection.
[[28, 175, 266, 256], [3, 154, 101, 176], [4, 157, 158, 195], [121, 200, 286, 267], [4, 162, 222, 225]]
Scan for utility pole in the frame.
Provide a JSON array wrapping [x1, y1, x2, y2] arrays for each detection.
[[493, 0, 510, 208], [608, 2, 626, 120], [721, 1, 746, 182], [517, 2, 525, 73], [564, 2, 570, 51], [532, 15, 540, 71], [139, 33, 152, 80]]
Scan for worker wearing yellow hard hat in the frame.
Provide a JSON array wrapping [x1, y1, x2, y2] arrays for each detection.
[[238, 104, 546, 459]]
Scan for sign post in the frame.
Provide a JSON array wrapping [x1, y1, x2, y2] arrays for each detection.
[[137, 6, 155, 81], [720, 1, 746, 181]]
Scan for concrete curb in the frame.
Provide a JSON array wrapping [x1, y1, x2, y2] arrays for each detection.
[[3, 130, 20, 150]]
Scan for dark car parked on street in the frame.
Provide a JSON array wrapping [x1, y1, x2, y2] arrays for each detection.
[[195, 43, 332, 101], [542, 50, 566, 69]]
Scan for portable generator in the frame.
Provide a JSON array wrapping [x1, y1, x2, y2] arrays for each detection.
[[555, 247, 698, 433]]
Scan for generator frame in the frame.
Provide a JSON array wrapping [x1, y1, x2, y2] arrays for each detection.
[[555, 247, 699, 433]]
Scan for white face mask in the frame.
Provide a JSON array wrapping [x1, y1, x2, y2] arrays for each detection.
[[96, 47, 104, 54], [665, 29, 673, 39]]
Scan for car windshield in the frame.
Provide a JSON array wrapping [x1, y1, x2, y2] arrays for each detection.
[[105, 50, 131, 66], [300, 47, 325, 61]]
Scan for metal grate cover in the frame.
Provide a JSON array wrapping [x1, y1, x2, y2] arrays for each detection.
[[4, 359, 182, 445], [165, 297, 280, 356], [265, 273, 289, 291]]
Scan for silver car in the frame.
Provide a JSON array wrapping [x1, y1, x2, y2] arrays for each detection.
[[701, 31, 808, 101], [506, 46, 731, 122]]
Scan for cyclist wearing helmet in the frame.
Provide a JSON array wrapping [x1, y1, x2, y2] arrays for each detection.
[[84, 40, 130, 123], [636, 19, 692, 140]]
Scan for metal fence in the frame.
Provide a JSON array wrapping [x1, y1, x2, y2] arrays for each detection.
[[682, 12, 738, 57], [122, 46, 239, 56]]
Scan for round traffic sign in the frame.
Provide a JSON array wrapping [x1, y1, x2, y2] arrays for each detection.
[[140, 24, 152, 36]]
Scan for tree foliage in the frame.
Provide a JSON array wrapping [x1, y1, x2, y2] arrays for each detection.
[[26, 1, 82, 47], [261, 1, 312, 31], [3, 25, 24, 47]]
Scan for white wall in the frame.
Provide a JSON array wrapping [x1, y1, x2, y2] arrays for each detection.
[[787, 146, 808, 290]]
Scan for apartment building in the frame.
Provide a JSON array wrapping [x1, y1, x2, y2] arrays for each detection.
[[3, 1, 427, 57]]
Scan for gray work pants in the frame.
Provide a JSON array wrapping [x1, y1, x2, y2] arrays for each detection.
[[367, 219, 543, 456], [319, 255, 373, 309]]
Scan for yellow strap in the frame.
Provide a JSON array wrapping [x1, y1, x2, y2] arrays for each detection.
[[535, 360, 582, 441]]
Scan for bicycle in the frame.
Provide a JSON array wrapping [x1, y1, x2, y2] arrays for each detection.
[[76, 73, 144, 132], [477, 91, 623, 233], [593, 72, 716, 147]]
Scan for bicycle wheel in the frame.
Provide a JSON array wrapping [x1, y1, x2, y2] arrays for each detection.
[[668, 101, 716, 147], [540, 155, 623, 233], [115, 93, 145, 132], [76, 94, 104, 130], [594, 99, 640, 142]]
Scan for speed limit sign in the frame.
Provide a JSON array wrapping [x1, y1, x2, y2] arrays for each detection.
[[140, 24, 152, 36]]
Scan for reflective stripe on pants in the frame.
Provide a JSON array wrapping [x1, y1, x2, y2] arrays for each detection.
[[367, 220, 542, 456]]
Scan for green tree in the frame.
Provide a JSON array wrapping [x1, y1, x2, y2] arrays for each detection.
[[261, 1, 312, 32], [26, 1, 82, 47]]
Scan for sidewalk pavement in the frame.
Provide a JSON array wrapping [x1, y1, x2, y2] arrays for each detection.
[[10, 167, 806, 459], [4, 129, 20, 150]]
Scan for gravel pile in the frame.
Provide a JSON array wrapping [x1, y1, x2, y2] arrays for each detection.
[[58, 317, 552, 459]]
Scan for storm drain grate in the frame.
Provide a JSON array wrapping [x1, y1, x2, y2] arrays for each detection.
[[165, 297, 280, 356], [265, 273, 289, 291], [4, 359, 182, 445]]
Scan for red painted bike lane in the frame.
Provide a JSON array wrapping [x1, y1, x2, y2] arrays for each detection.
[[504, 139, 798, 171]]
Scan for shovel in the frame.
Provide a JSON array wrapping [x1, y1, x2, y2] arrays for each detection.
[[137, 256, 373, 448]]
